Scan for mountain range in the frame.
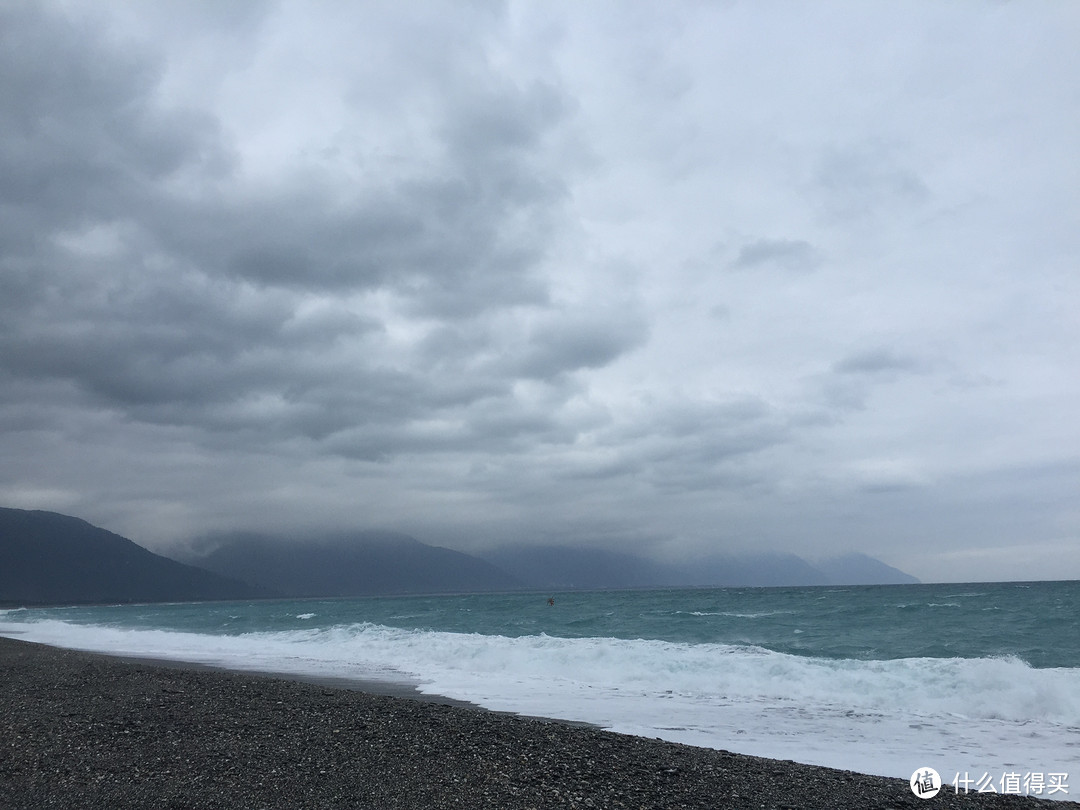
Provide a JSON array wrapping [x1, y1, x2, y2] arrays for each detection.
[[0, 506, 917, 606], [185, 530, 519, 597], [0, 507, 268, 605], [480, 545, 918, 590]]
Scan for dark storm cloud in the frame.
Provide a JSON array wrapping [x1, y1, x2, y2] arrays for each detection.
[[413, 306, 649, 387], [122, 92, 564, 316], [514, 311, 650, 380], [811, 142, 930, 220], [833, 348, 921, 376], [151, 104, 564, 310], [0, 4, 228, 237], [806, 348, 929, 413], [731, 238, 819, 273], [568, 397, 787, 493], [0, 0, 563, 327], [0, 1, 642, 469]]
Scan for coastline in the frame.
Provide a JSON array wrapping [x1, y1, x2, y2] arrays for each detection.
[[1, 636, 1072, 809]]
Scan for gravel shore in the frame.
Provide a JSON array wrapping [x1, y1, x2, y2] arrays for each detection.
[[1, 636, 1072, 809]]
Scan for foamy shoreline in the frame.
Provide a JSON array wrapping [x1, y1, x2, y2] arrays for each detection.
[[1, 636, 1072, 809]]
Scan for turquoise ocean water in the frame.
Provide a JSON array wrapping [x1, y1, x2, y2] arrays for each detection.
[[2, 581, 1078, 795]]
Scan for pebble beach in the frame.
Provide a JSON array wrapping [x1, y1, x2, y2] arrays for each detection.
[[1, 636, 1073, 809]]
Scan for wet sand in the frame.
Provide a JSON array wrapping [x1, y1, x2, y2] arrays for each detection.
[[1, 636, 1072, 809]]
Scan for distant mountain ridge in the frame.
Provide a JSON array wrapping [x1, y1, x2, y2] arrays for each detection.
[[480, 546, 919, 590], [185, 531, 521, 597], [0, 506, 918, 607], [0, 507, 268, 606], [809, 552, 920, 586]]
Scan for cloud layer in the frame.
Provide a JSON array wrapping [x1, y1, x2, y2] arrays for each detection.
[[2, 2, 1078, 581]]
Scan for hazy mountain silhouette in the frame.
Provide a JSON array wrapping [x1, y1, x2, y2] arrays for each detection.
[[0, 505, 918, 607], [675, 552, 832, 587], [186, 531, 522, 597], [0, 507, 269, 606], [193, 536, 916, 596], [482, 546, 918, 589], [480, 545, 674, 590], [810, 552, 920, 586]]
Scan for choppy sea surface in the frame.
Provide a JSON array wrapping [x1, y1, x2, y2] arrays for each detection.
[[2, 581, 1078, 796]]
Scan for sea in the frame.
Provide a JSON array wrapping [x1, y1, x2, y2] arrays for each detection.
[[2, 581, 1078, 799]]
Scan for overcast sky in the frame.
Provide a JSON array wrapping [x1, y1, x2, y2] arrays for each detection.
[[2, 1, 1077, 582]]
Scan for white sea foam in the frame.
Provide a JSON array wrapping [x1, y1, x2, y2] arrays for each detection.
[[2, 616, 1077, 790]]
